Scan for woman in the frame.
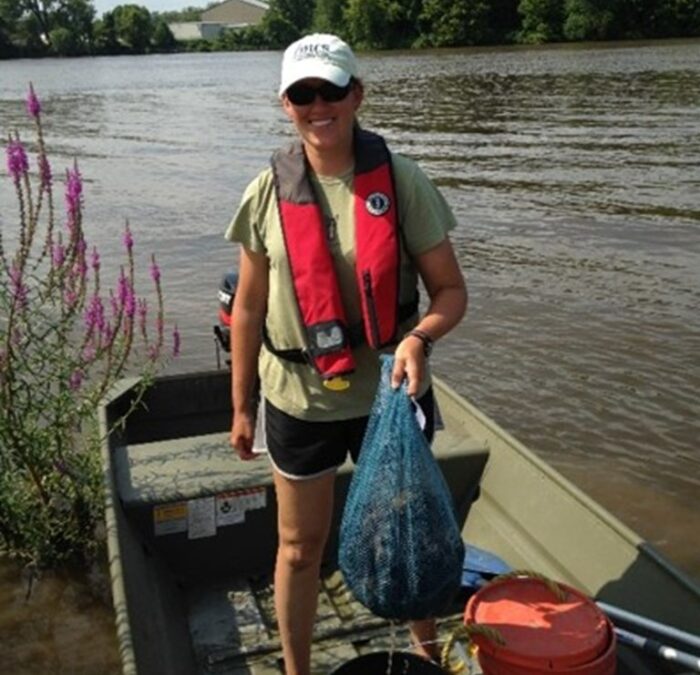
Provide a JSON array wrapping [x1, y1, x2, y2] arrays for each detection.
[[227, 33, 467, 675]]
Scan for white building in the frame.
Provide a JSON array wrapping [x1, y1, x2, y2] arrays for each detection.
[[169, 0, 269, 42]]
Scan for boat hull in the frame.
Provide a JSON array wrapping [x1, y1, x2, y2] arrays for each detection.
[[100, 370, 700, 675]]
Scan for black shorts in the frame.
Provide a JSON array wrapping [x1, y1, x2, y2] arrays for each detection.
[[265, 388, 435, 480]]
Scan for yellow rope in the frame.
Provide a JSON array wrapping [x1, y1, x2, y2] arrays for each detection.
[[440, 623, 506, 674]]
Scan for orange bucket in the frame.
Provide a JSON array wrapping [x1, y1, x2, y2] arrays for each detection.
[[464, 576, 616, 675]]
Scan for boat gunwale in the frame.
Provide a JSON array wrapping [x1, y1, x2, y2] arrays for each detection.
[[433, 376, 700, 599]]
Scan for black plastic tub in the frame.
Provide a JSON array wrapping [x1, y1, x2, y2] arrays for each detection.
[[329, 651, 447, 675]]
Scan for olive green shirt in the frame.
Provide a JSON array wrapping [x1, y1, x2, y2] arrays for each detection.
[[225, 152, 457, 421]]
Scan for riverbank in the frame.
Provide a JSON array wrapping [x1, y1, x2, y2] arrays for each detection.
[[0, 557, 121, 674]]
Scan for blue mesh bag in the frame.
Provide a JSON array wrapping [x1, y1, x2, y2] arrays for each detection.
[[338, 355, 465, 620]]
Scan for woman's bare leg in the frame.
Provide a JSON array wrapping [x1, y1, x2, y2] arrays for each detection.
[[410, 619, 439, 661], [273, 469, 336, 675]]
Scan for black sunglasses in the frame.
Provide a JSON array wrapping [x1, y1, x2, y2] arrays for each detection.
[[286, 81, 353, 106]]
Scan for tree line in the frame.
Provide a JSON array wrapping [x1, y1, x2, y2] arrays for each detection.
[[0, 1, 178, 57], [151, 0, 700, 54], [2, 0, 699, 59]]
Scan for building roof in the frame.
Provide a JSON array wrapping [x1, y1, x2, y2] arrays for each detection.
[[201, 0, 269, 24]]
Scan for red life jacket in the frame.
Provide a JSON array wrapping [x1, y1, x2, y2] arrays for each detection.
[[270, 129, 403, 380]]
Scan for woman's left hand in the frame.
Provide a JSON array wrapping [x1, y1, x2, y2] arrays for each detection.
[[391, 334, 426, 396]]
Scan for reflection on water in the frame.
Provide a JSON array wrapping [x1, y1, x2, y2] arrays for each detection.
[[361, 43, 700, 578], [1, 40, 699, 671]]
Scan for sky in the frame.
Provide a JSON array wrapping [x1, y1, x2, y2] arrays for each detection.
[[92, 0, 200, 16]]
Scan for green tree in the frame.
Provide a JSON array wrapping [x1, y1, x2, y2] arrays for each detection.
[[488, 0, 521, 42], [675, 0, 700, 36], [418, 0, 492, 47], [0, 1, 20, 56], [345, 0, 422, 49], [14, 10, 47, 53], [113, 3, 153, 53], [517, 0, 565, 42], [611, 0, 696, 38], [0, 0, 16, 59], [94, 10, 121, 54], [54, 0, 95, 54], [152, 17, 177, 51], [49, 25, 80, 53], [268, 0, 314, 33], [216, 23, 269, 50], [12, 0, 53, 46], [563, 0, 615, 40], [1, 0, 93, 54], [312, 0, 348, 33], [157, 5, 203, 23], [261, 10, 300, 46], [94, 12, 122, 54]]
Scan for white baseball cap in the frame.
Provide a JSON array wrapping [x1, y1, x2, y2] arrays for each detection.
[[279, 34, 359, 97]]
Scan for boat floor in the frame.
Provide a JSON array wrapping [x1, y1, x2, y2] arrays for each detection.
[[185, 568, 468, 675], [183, 569, 672, 675]]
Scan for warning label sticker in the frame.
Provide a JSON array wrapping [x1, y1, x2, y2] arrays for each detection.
[[153, 502, 187, 536], [153, 488, 267, 536], [188, 496, 217, 540], [216, 493, 245, 526], [216, 487, 266, 527]]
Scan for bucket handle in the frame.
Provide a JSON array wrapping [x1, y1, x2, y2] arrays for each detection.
[[441, 623, 507, 673]]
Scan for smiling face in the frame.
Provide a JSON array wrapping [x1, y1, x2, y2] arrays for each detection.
[[282, 77, 364, 175]]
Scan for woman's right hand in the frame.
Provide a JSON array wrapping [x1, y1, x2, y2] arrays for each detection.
[[230, 410, 257, 460]]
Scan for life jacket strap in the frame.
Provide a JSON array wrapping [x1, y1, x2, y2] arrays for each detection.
[[263, 293, 420, 365]]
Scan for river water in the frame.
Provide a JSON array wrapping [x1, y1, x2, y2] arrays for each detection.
[[1, 40, 699, 672]]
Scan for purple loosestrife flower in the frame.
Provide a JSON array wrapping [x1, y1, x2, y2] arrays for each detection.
[[26, 84, 41, 118], [64, 164, 83, 226], [6, 140, 29, 184], [84, 294, 105, 334], [69, 369, 83, 391], [124, 289, 135, 319], [91, 246, 100, 272], [123, 224, 134, 252], [117, 268, 135, 319], [52, 242, 65, 268], [117, 268, 128, 304], [172, 325, 181, 357]]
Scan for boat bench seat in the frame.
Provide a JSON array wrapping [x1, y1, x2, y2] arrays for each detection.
[[113, 431, 489, 509], [112, 428, 489, 579], [113, 432, 270, 508]]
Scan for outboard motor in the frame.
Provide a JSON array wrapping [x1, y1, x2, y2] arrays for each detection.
[[214, 271, 239, 367]]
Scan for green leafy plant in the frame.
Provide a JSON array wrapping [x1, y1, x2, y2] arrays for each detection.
[[1, 85, 180, 567]]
